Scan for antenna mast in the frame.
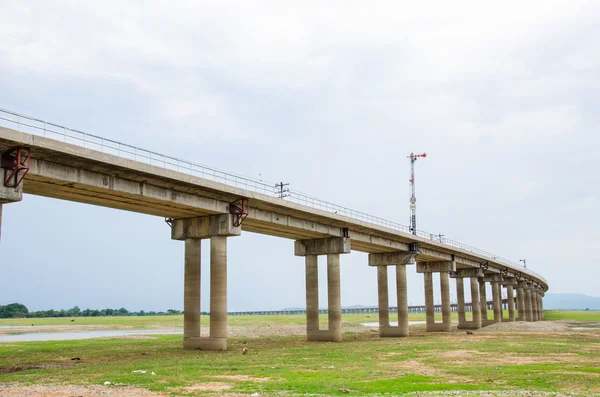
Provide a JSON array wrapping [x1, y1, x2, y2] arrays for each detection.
[[408, 152, 427, 235], [275, 182, 290, 199]]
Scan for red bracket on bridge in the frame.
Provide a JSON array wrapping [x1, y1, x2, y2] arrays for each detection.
[[479, 261, 489, 273], [1, 147, 31, 188], [230, 198, 249, 227]]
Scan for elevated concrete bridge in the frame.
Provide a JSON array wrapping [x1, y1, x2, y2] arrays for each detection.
[[0, 109, 548, 350]]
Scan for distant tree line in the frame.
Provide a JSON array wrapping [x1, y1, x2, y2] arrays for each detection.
[[0, 303, 186, 319]]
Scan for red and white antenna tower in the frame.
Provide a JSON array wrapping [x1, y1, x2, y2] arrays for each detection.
[[408, 152, 427, 235]]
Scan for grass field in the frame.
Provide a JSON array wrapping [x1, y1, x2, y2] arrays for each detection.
[[0, 311, 599, 396], [0, 312, 430, 329], [4, 309, 584, 328], [544, 310, 600, 322]]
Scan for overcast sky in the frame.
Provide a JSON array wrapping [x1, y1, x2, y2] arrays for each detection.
[[1, 1, 598, 312]]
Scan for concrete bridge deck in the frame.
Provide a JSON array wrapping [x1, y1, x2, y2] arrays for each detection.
[[0, 109, 548, 350]]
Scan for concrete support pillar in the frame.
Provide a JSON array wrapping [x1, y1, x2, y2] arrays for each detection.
[[184, 239, 201, 342], [377, 266, 390, 329], [396, 264, 409, 337], [327, 254, 342, 341], [424, 271, 452, 332], [506, 285, 515, 322], [456, 278, 466, 328], [540, 293, 545, 320], [418, 260, 455, 333], [370, 251, 416, 338], [172, 214, 240, 351], [525, 288, 533, 322], [454, 276, 481, 330], [516, 286, 526, 321], [424, 272, 435, 331], [470, 277, 482, 329], [531, 288, 539, 321], [479, 280, 488, 322], [534, 292, 541, 321], [491, 282, 502, 323], [210, 236, 228, 339], [296, 237, 350, 342], [1, 181, 24, 244], [440, 272, 452, 332], [305, 255, 319, 332]]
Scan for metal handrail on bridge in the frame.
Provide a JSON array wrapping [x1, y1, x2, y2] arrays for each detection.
[[0, 108, 543, 282]]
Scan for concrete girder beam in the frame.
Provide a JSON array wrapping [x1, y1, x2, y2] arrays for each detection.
[[369, 252, 417, 266], [24, 158, 229, 217], [449, 269, 484, 279], [483, 267, 501, 274], [0, 127, 550, 291], [246, 207, 412, 253], [454, 256, 482, 268], [417, 248, 452, 262], [295, 237, 351, 256], [417, 261, 456, 273], [171, 214, 241, 240], [502, 277, 518, 286]]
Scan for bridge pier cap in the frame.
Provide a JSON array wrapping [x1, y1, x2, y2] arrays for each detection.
[[368, 251, 417, 266], [0, 185, 22, 204], [295, 237, 351, 256], [449, 269, 484, 279], [416, 260, 456, 273], [171, 214, 241, 240]]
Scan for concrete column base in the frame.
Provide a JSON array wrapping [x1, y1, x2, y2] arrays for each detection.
[[379, 325, 408, 337], [307, 329, 342, 342], [426, 323, 450, 332], [184, 337, 227, 351], [458, 321, 481, 330]]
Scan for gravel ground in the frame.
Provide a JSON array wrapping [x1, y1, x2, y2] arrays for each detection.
[[477, 321, 571, 333], [227, 324, 368, 338]]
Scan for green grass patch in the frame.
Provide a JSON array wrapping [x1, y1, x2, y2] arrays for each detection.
[[1, 312, 599, 395], [1, 323, 599, 395], [544, 310, 600, 322]]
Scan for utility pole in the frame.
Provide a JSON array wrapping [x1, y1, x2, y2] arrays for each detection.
[[519, 259, 527, 269], [408, 152, 427, 235], [275, 182, 290, 199]]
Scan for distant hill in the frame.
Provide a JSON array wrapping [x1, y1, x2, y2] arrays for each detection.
[[544, 293, 600, 310]]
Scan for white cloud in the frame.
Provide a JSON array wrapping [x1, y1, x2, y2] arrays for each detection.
[[0, 0, 599, 305]]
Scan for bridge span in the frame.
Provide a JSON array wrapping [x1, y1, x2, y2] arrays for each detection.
[[0, 109, 548, 350]]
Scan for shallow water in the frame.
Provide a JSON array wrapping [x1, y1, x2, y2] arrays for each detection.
[[0, 328, 182, 342]]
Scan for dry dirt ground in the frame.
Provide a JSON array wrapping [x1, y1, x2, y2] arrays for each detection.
[[0, 321, 597, 397], [0, 385, 595, 397]]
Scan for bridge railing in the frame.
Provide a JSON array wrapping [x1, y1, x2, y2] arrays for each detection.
[[0, 108, 544, 283]]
